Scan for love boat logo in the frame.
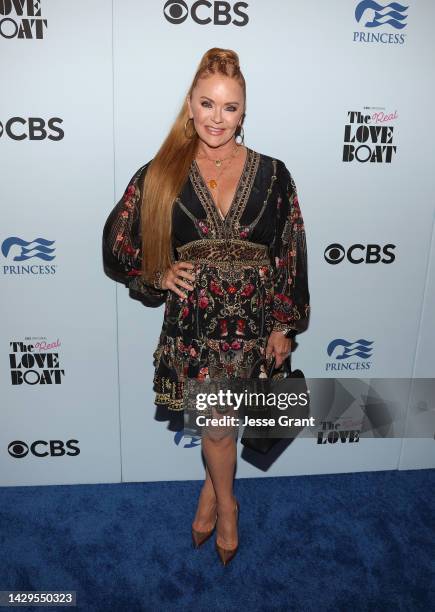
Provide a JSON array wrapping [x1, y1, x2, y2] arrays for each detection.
[[0, 0, 48, 39], [163, 0, 249, 26], [343, 109, 398, 163], [9, 338, 65, 385]]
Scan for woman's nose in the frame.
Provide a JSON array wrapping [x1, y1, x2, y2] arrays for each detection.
[[212, 108, 223, 123]]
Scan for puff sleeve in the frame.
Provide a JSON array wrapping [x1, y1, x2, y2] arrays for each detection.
[[102, 162, 168, 308], [271, 161, 310, 338]]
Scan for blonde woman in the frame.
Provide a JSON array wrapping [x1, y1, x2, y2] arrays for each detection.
[[102, 48, 310, 565]]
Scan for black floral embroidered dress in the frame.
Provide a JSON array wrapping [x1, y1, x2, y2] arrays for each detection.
[[102, 147, 310, 411]]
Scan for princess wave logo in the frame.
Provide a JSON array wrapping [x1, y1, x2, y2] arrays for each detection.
[[326, 338, 373, 371], [1, 237, 55, 261], [174, 430, 201, 448], [355, 1, 408, 29], [353, 1, 408, 44]]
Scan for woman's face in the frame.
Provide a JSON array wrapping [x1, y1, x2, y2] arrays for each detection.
[[187, 74, 245, 148]]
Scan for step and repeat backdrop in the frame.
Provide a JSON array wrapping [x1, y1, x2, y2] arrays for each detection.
[[1, 1, 434, 486]]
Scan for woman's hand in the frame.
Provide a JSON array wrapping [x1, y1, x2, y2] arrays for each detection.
[[161, 260, 196, 299], [266, 330, 292, 369]]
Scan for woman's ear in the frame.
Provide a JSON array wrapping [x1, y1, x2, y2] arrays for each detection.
[[186, 96, 193, 119]]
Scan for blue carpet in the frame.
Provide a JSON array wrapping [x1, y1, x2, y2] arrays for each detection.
[[0, 469, 434, 612]]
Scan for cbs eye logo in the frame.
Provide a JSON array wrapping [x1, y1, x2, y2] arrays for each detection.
[[163, 1, 249, 26], [8, 439, 80, 458], [324, 243, 396, 264], [8, 441, 29, 458], [164, 0, 189, 23], [0, 117, 64, 141]]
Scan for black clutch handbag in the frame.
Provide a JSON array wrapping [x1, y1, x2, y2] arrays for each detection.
[[240, 353, 309, 454]]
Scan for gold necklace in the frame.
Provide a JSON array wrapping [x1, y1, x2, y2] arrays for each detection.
[[198, 143, 239, 166], [196, 144, 240, 190]]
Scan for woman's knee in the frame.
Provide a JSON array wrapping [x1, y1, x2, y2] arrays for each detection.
[[202, 429, 237, 444]]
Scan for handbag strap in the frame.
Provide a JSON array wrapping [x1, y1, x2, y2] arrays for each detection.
[[267, 353, 293, 377], [267, 356, 276, 377]]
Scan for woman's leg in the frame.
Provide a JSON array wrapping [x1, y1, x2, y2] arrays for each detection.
[[192, 463, 217, 532], [201, 432, 238, 548]]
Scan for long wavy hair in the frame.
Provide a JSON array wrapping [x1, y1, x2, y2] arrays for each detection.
[[140, 47, 246, 281]]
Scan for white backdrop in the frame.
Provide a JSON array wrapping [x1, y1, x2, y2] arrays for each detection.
[[1, 0, 434, 486]]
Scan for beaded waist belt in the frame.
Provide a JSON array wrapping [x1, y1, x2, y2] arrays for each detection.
[[176, 239, 272, 269]]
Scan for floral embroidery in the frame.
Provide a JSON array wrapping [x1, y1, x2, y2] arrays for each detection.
[[102, 162, 169, 306], [270, 165, 310, 338], [210, 279, 224, 296], [198, 290, 209, 309], [198, 366, 208, 380], [241, 283, 255, 297], [236, 319, 246, 336], [103, 151, 310, 411], [198, 220, 209, 234]]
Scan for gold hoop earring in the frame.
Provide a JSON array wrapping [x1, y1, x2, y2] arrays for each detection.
[[235, 125, 244, 145], [184, 117, 196, 139]]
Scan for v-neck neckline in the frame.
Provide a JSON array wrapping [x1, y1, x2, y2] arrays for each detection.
[[192, 146, 251, 224]]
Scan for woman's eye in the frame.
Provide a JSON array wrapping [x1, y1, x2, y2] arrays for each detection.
[[200, 102, 237, 111]]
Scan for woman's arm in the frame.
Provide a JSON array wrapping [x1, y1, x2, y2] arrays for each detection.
[[271, 160, 310, 338], [102, 162, 168, 308]]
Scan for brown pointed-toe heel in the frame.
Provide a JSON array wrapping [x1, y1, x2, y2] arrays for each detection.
[[215, 499, 239, 566], [191, 508, 218, 549]]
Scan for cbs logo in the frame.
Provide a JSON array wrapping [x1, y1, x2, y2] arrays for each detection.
[[324, 243, 396, 264], [163, 0, 249, 26], [8, 439, 80, 458], [0, 117, 64, 141]]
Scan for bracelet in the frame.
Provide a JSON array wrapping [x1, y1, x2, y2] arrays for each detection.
[[272, 321, 293, 335], [151, 270, 164, 290]]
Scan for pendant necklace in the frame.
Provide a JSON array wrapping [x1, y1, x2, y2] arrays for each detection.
[[195, 144, 242, 221], [196, 144, 240, 191]]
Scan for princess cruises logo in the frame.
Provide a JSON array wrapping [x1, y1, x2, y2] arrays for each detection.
[[353, 1, 408, 44], [325, 338, 374, 372], [174, 430, 201, 448], [1, 237, 57, 275]]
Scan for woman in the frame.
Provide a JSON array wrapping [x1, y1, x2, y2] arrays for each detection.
[[102, 48, 310, 566]]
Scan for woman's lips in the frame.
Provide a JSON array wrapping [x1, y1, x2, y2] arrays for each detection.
[[205, 126, 225, 136]]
